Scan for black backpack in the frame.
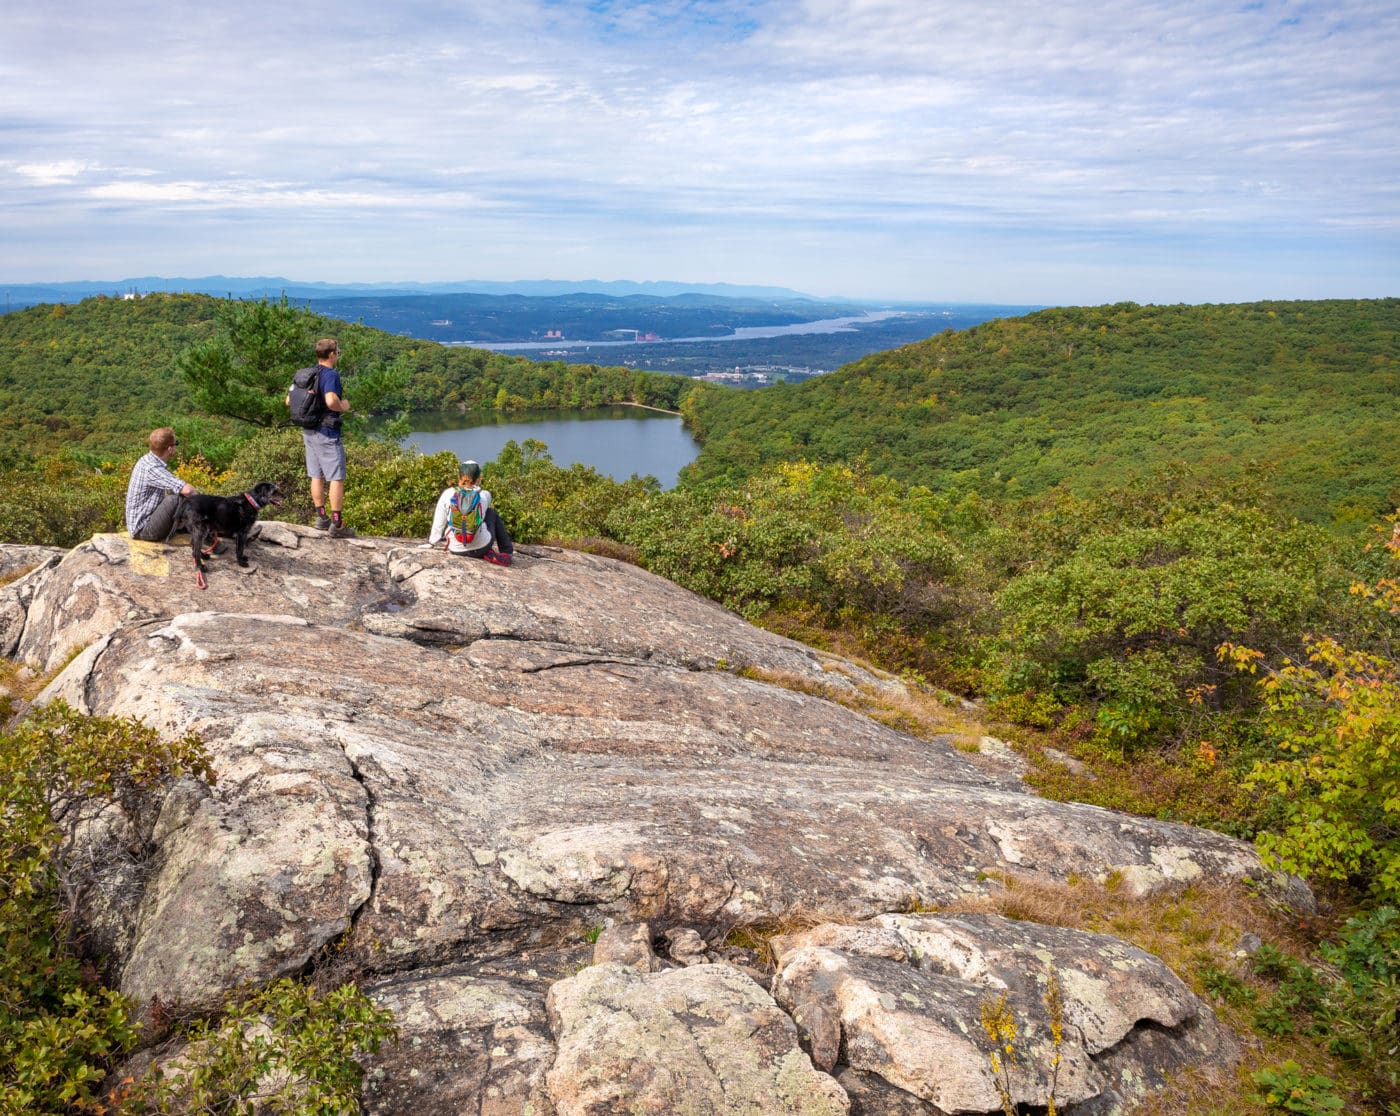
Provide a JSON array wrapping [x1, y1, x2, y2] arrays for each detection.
[[288, 365, 329, 429]]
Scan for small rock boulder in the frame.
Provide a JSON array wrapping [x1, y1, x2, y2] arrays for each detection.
[[545, 961, 850, 1115], [772, 912, 1235, 1115]]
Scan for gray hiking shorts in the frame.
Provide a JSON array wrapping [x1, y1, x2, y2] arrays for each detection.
[[303, 429, 347, 482]]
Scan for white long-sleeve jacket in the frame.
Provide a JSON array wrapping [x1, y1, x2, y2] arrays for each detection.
[[428, 485, 493, 554]]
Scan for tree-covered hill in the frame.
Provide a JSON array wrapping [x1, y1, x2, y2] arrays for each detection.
[[0, 294, 213, 458], [685, 299, 1400, 525], [0, 294, 696, 461]]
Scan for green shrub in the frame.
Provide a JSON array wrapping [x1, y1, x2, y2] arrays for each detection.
[[0, 453, 129, 547], [991, 485, 1347, 749], [1199, 963, 1255, 1007], [1250, 1060, 1346, 1114], [1227, 915, 1399, 1109], [607, 459, 965, 625], [224, 428, 417, 529], [0, 702, 213, 1113], [351, 450, 459, 538], [1318, 907, 1400, 1104], [1249, 944, 1327, 1036], [1227, 615, 1400, 903], [134, 979, 396, 1115]]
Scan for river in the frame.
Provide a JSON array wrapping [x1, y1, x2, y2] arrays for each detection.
[[454, 310, 905, 352]]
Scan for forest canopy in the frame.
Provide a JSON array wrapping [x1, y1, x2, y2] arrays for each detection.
[[683, 298, 1400, 526]]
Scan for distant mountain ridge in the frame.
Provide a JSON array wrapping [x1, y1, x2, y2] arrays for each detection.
[[0, 275, 826, 310]]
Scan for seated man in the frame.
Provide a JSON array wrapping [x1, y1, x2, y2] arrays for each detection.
[[428, 459, 514, 566], [125, 427, 196, 541]]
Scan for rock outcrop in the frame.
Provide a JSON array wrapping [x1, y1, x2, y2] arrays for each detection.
[[0, 530, 1295, 1114]]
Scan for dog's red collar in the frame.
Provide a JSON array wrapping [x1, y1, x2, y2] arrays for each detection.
[[244, 492, 261, 510]]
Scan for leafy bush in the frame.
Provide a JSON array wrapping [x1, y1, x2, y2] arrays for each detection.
[[1249, 943, 1327, 1036], [0, 453, 129, 547], [992, 483, 1347, 750], [607, 459, 966, 626], [1250, 1060, 1346, 1114], [1318, 907, 1400, 1105], [347, 450, 460, 539], [1224, 564, 1400, 902], [132, 979, 396, 1115], [0, 702, 212, 1112], [224, 428, 415, 529], [1225, 913, 1400, 1109]]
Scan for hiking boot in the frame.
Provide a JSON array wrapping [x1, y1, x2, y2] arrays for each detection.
[[481, 550, 512, 567], [314, 513, 332, 530], [328, 523, 357, 538]]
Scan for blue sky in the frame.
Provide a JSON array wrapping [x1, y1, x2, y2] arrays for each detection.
[[2, 0, 1396, 304]]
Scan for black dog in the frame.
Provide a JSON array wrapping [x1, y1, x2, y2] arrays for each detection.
[[180, 482, 284, 588]]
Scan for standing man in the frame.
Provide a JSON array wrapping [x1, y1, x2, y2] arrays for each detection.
[[288, 338, 355, 537], [126, 427, 196, 540]]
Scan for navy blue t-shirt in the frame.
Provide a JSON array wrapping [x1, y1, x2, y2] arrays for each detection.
[[317, 365, 344, 435]]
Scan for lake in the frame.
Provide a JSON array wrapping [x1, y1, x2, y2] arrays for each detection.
[[398, 406, 700, 488]]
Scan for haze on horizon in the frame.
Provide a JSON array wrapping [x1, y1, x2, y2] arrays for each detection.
[[2, 0, 1396, 307]]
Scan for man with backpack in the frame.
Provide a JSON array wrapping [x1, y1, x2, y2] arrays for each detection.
[[286, 338, 354, 536], [428, 459, 514, 566]]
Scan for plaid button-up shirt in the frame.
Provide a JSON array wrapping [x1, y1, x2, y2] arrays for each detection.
[[125, 451, 184, 534]]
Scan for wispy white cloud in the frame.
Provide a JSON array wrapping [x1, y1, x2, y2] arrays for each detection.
[[0, 0, 1395, 300], [13, 161, 93, 185]]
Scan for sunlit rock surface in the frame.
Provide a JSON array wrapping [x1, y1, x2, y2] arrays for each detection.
[[0, 533, 1290, 1114]]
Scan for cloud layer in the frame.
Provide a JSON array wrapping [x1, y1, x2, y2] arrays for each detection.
[[3, 0, 1396, 302]]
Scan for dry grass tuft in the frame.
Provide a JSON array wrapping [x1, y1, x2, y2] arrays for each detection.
[[0, 642, 89, 725], [737, 663, 985, 753], [546, 536, 643, 565], [722, 903, 862, 968], [0, 564, 40, 590], [945, 871, 1315, 976], [0, 660, 48, 705]]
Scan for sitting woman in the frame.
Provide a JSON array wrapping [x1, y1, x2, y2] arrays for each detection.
[[428, 459, 514, 566]]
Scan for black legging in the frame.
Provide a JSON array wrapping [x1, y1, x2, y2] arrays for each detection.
[[481, 506, 512, 555]]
